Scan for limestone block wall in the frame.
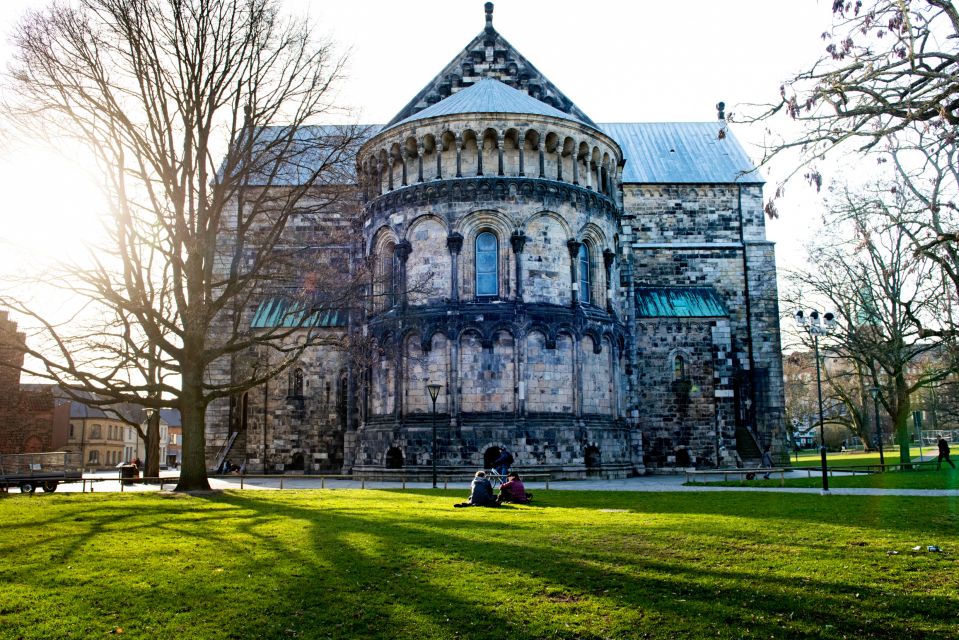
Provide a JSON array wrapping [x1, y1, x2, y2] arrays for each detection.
[[459, 331, 515, 413], [581, 335, 613, 415], [404, 333, 451, 414], [407, 216, 451, 304], [634, 319, 732, 468], [371, 353, 396, 416], [525, 214, 572, 305], [623, 185, 744, 245], [525, 332, 574, 413]]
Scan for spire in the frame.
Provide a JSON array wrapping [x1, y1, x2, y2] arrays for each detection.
[[484, 2, 494, 33]]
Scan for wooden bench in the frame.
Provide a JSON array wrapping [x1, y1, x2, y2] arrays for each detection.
[[684, 468, 788, 486]]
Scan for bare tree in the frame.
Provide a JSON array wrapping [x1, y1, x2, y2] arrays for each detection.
[[785, 189, 951, 463], [0, 0, 367, 491]]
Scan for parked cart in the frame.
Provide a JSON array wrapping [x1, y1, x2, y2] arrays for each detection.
[[0, 452, 83, 493]]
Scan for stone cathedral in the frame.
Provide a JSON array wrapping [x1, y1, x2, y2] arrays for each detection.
[[206, 4, 785, 477]]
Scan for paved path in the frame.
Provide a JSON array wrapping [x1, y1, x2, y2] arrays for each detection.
[[12, 470, 955, 496]]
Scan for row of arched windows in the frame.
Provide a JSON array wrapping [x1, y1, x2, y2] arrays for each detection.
[[373, 229, 608, 307]]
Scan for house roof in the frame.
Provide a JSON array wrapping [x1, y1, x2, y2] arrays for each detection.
[[600, 122, 762, 184], [388, 78, 587, 130], [635, 287, 729, 318]]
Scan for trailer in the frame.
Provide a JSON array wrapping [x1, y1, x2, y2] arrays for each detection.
[[0, 451, 83, 494]]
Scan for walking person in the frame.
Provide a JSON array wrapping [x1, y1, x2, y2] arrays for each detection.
[[760, 445, 774, 480], [492, 447, 514, 477], [937, 438, 956, 470]]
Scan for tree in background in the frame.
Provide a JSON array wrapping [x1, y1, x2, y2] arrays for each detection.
[[784, 187, 951, 463], [0, 0, 366, 491]]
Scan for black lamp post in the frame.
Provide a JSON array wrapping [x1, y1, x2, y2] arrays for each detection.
[[869, 385, 885, 470], [427, 383, 441, 489], [795, 309, 836, 493]]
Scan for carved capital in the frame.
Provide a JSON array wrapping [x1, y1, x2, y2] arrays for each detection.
[[510, 230, 527, 253], [394, 240, 412, 263], [603, 249, 615, 269], [566, 238, 582, 258], [447, 232, 464, 254]]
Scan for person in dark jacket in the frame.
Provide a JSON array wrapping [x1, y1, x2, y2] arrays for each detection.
[[492, 448, 514, 477], [497, 472, 532, 504], [937, 438, 956, 470], [455, 471, 498, 507]]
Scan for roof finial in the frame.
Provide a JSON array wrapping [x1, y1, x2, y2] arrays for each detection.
[[484, 3, 494, 32], [716, 101, 726, 121]]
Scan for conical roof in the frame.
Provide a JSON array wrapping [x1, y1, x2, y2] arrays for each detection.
[[388, 78, 587, 130], [383, 4, 594, 128]]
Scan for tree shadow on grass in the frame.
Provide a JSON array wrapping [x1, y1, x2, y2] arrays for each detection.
[[205, 490, 959, 640]]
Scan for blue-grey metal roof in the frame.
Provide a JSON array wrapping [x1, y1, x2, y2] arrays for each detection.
[[389, 78, 587, 130], [220, 124, 378, 187], [635, 287, 728, 318], [250, 297, 345, 329], [600, 122, 762, 184]]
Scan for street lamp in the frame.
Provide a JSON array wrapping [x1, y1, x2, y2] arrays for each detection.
[[795, 309, 836, 493], [427, 383, 442, 489], [868, 385, 885, 470]]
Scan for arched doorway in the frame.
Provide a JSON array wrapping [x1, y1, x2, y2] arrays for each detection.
[[289, 452, 305, 471], [385, 447, 403, 469]]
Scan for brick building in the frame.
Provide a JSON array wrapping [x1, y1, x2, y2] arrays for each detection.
[[206, 4, 784, 476], [0, 310, 60, 454]]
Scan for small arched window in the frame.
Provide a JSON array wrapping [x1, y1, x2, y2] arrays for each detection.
[[578, 244, 591, 304], [475, 231, 498, 297], [289, 368, 304, 397], [673, 355, 687, 381]]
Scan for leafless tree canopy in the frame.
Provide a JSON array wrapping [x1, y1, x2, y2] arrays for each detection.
[[0, 0, 367, 490], [783, 188, 952, 461]]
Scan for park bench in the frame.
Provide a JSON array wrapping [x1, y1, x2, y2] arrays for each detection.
[[684, 468, 788, 486]]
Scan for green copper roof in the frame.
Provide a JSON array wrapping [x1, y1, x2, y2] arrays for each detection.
[[250, 298, 344, 329], [635, 287, 728, 318]]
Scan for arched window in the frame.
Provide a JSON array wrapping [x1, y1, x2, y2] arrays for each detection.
[[578, 244, 591, 304], [673, 355, 687, 381], [289, 368, 304, 397], [475, 231, 498, 297]]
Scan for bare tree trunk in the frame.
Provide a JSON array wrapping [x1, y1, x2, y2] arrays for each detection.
[[145, 410, 160, 479]]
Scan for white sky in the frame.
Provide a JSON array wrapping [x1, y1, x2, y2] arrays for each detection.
[[0, 0, 839, 289]]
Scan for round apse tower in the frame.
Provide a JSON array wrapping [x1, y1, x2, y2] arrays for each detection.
[[353, 78, 635, 478]]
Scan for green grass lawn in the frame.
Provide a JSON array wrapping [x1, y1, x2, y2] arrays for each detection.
[[2, 489, 958, 640], [790, 450, 907, 467], [694, 466, 959, 490]]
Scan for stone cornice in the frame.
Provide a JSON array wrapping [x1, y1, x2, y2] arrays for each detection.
[[365, 176, 619, 219]]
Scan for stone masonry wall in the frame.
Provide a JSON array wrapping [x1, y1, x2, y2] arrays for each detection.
[[525, 332, 574, 413]]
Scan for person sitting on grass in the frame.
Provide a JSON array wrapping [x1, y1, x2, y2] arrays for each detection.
[[497, 472, 532, 504], [454, 471, 499, 508]]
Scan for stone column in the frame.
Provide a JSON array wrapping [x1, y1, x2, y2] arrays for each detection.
[[572, 334, 582, 418], [510, 231, 526, 302], [518, 145, 525, 176], [447, 232, 463, 302], [572, 150, 579, 185], [455, 134, 463, 178], [393, 335, 404, 421], [388, 153, 395, 191], [584, 159, 593, 190], [603, 249, 615, 313], [609, 340, 620, 419], [436, 140, 443, 179], [395, 240, 412, 311], [556, 146, 563, 181], [416, 142, 425, 183], [567, 239, 581, 307], [497, 141, 504, 176], [538, 148, 545, 178], [477, 138, 484, 176], [401, 149, 408, 186], [376, 157, 384, 195], [449, 335, 460, 426]]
